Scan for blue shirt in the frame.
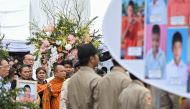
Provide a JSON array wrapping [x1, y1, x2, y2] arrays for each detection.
[[166, 60, 187, 85], [147, 0, 167, 24], [145, 48, 165, 78]]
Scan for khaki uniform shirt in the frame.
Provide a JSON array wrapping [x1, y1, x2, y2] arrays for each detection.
[[98, 66, 132, 109], [160, 91, 180, 109], [67, 66, 101, 109], [119, 80, 152, 109], [150, 86, 180, 109]]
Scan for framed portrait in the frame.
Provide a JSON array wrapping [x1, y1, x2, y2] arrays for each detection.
[[145, 24, 166, 79], [121, 0, 145, 60], [16, 80, 37, 102], [166, 28, 188, 85], [146, 0, 167, 24]]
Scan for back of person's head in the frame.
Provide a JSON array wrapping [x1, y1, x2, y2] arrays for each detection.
[[61, 60, 73, 67], [112, 59, 120, 66], [152, 24, 160, 36], [172, 32, 182, 49], [77, 43, 98, 66]]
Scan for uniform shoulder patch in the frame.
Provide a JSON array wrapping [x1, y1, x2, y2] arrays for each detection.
[[145, 93, 152, 105]]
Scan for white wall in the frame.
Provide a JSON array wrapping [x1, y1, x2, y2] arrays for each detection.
[[0, 0, 30, 41]]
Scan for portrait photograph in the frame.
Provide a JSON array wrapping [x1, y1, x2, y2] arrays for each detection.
[[146, 0, 167, 24], [121, 0, 145, 60], [16, 80, 37, 103], [145, 24, 166, 79], [168, 0, 190, 27], [166, 28, 188, 85]]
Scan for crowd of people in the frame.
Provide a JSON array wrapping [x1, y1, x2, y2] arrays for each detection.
[[0, 43, 189, 109]]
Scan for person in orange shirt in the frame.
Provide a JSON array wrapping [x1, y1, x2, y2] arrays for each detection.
[[168, 0, 190, 26], [49, 64, 66, 109], [122, 0, 139, 59], [36, 67, 51, 109]]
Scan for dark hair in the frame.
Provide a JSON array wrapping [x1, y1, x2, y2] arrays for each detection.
[[96, 69, 105, 77], [74, 61, 80, 68], [24, 84, 31, 90], [61, 60, 73, 67], [128, 0, 134, 9], [8, 68, 17, 80], [101, 67, 108, 73], [129, 73, 139, 80], [112, 59, 120, 66], [152, 24, 160, 36], [172, 32, 182, 49], [19, 65, 29, 73], [12, 63, 22, 75], [78, 43, 98, 66], [53, 63, 63, 72], [36, 67, 46, 75], [110, 66, 114, 71]]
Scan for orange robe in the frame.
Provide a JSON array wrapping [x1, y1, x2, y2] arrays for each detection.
[[49, 77, 64, 109], [37, 83, 51, 109], [122, 16, 139, 59]]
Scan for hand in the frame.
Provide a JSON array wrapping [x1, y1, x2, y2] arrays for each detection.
[[47, 83, 53, 92]]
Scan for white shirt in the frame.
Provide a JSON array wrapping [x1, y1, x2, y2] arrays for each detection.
[[166, 60, 188, 85], [60, 78, 70, 109], [147, 0, 167, 24]]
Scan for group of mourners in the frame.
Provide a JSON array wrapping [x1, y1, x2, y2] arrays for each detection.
[[0, 43, 189, 109]]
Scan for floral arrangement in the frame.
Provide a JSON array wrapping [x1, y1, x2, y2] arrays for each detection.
[[27, 0, 102, 65]]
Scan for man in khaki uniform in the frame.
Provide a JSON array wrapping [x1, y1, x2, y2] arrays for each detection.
[[67, 44, 101, 109], [150, 87, 181, 109], [160, 91, 181, 109], [118, 73, 152, 109], [98, 59, 132, 109]]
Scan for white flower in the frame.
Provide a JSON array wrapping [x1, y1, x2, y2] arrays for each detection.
[[45, 32, 51, 36], [65, 44, 72, 51], [56, 40, 62, 46]]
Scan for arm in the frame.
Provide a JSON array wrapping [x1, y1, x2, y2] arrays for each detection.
[[140, 91, 152, 109]]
